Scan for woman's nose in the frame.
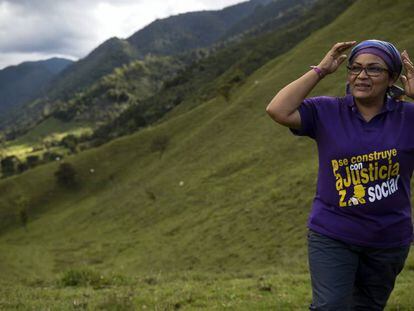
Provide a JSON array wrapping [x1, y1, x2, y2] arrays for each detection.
[[356, 68, 369, 78]]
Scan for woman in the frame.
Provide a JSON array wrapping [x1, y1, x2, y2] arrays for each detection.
[[266, 39, 414, 310]]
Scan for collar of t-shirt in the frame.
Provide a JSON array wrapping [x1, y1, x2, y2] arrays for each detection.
[[346, 94, 396, 124]]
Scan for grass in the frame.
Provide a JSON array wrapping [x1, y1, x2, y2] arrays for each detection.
[[1, 270, 413, 310], [0, 271, 310, 310], [7, 117, 92, 146], [1, 0, 414, 308]]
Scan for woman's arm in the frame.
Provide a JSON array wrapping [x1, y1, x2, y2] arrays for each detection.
[[266, 41, 357, 130], [265, 69, 321, 129]]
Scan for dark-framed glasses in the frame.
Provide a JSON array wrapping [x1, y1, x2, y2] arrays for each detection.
[[346, 65, 389, 77]]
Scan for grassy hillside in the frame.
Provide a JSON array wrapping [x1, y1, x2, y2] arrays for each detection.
[[1, 0, 414, 309]]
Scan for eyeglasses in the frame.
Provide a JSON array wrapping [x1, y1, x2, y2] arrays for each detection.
[[346, 65, 389, 77]]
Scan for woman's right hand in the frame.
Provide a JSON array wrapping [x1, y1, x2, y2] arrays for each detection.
[[316, 41, 357, 76]]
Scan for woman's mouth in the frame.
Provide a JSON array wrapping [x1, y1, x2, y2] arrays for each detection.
[[354, 83, 371, 91]]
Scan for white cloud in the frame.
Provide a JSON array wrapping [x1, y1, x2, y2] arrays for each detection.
[[0, 0, 246, 69]]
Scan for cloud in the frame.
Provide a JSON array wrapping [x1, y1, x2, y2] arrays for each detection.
[[0, 0, 245, 69]]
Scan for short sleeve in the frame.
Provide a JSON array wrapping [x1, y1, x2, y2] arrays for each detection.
[[289, 97, 321, 139]]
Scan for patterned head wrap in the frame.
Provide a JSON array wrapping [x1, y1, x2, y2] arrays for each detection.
[[348, 39, 402, 76]]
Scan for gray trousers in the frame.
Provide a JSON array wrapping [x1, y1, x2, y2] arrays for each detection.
[[307, 229, 410, 311]]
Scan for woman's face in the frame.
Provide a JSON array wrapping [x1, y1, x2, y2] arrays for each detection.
[[347, 53, 395, 103]]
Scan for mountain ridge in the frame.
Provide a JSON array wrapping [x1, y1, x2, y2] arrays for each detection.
[[0, 57, 73, 121], [0, 0, 286, 134], [0, 0, 319, 146]]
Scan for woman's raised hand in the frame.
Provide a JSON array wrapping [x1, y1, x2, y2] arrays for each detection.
[[316, 41, 357, 76], [400, 50, 414, 99]]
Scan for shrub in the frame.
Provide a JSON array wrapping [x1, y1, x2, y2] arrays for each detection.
[[53, 108, 76, 122], [59, 269, 128, 289], [1, 156, 20, 177], [61, 134, 78, 153], [17, 162, 29, 173], [150, 134, 170, 158], [60, 268, 107, 287], [19, 209, 28, 229], [145, 189, 156, 201], [15, 195, 29, 229], [218, 84, 230, 101], [54, 162, 78, 188], [26, 155, 40, 168], [43, 151, 63, 162]]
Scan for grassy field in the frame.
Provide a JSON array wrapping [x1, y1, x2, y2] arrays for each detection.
[[1, 0, 414, 309], [3, 117, 92, 159], [1, 269, 414, 309]]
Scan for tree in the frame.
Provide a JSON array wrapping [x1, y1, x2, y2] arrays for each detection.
[[1, 156, 20, 177], [61, 135, 78, 153], [26, 155, 40, 168], [55, 162, 78, 188], [150, 135, 170, 159]]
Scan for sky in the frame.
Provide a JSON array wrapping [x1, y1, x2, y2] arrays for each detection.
[[0, 0, 246, 69]]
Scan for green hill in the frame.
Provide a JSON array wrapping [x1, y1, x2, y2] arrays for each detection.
[[1, 0, 414, 309]]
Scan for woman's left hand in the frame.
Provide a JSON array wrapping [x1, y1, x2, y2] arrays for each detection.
[[400, 50, 414, 99]]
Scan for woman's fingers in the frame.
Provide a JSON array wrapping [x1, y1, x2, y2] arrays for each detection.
[[402, 50, 413, 67], [402, 50, 411, 60], [401, 75, 408, 87], [401, 50, 413, 72], [331, 41, 357, 57], [319, 41, 356, 74], [404, 60, 414, 70], [401, 52, 414, 99], [338, 41, 357, 50], [403, 55, 414, 77], [333, 41, 357, 51], [336, 54, 348, 66]]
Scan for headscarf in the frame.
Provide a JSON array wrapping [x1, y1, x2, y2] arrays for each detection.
[[346, 39, 403, 99]]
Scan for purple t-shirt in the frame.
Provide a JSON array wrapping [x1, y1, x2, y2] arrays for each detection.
[[290, 94, 414, 247]]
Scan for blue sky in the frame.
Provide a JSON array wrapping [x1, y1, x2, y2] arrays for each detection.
[[0, 0, 246, 69]]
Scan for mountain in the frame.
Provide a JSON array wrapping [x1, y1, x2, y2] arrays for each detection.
[[126, 0, 277, 55], [1, 0, 318, 141], [57, 0, 324, 143], [35, 0, 280, 103], [43, 38, 139, 101], [0, 58, 72, 117], [50, 54, 189, 125], [92, 0, 352, 142], [1, 0, 414, 309]]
